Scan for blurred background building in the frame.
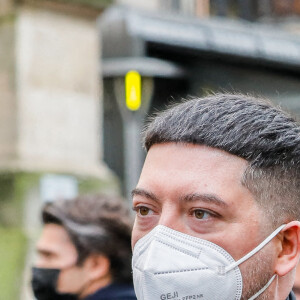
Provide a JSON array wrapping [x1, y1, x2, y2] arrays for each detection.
[[0, 0, 300, 299], [101, 0, 300, 201]]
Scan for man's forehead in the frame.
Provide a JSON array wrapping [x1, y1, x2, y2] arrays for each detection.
[[144, 143, 248, 171], [138, 143, 252, 205]]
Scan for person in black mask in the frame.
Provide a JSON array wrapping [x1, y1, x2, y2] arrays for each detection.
[[31, 194, 136, 300]]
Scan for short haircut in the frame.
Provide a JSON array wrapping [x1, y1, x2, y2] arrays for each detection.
[[42, 194, 133, 283], [143, 93, 300, 226]]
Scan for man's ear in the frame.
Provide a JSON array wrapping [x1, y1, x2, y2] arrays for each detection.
[[275, 221, 300, 276], [84, 254, 111, 281]]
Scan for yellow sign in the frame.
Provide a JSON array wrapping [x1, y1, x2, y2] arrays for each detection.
[[125, 70, 141, 111]]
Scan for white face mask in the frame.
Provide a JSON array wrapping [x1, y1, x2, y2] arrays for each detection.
[[132, 224, 285, 300]]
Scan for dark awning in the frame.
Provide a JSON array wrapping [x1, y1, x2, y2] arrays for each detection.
[[99, 6, 300, 72]]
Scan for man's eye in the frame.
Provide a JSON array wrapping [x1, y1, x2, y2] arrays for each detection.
[[139, 206, 150, 216], [133, 206, 152, 216], [193, 209, 210, 219]]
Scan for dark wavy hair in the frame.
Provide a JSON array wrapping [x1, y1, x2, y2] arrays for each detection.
[[42, 194, 133, 283], [143, 93, 300, 226]]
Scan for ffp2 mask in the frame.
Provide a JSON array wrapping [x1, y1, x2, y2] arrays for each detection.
[[132, 224, 285, 300]]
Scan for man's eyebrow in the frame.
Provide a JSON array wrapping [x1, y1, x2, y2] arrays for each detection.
[[132, 189, 228, 208], [131, 188, 159, 202], [36, 248, 53, 256], [181, 193, 228, 208]]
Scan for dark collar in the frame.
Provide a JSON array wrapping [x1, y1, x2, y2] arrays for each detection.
[[287, 290, 296, 300], [84, 283, 136, 300]]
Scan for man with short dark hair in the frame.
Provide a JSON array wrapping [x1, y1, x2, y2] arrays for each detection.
[[131, 94, 300, 300], [31, 194, 136, 300]]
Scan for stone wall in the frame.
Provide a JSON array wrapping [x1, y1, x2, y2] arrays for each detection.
[[15, 7, 107, 178], [0, 14, 18, 166]]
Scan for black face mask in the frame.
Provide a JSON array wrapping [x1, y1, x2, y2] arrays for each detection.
[[31, 267, 78, 300]]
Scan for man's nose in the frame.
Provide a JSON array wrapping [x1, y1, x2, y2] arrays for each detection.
[[158, 205, 185, 233]]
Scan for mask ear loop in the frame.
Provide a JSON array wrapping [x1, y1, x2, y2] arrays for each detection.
[[248, 274, 277, 300], [224, 224, 286, 274]]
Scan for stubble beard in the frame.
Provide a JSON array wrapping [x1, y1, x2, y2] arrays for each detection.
[[240, 244, 275, 300]]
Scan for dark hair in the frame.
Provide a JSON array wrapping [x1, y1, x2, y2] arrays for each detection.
[[143, 93, 300, 226], [42, 194, 133, 283]]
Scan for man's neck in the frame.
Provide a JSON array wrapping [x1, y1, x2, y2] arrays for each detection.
[[78, 274, 113, 299]]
